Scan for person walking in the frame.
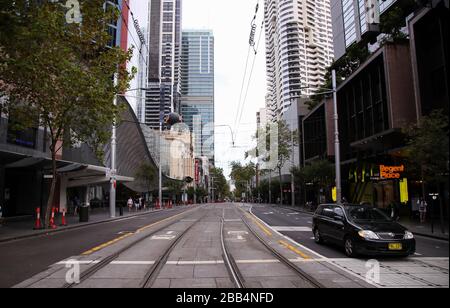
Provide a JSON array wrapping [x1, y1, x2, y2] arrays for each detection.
[[418, 198, 428, 223], [127, 197, 133, 212]]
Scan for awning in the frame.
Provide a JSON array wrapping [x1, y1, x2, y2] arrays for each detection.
[[62, 164, 134, 188]]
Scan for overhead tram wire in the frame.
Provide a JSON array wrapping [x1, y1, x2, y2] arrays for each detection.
[[235, 19, 264, 140], [233, 1, 260, 136], [234, 1, 264, 134], [117, 2, 149, 69]]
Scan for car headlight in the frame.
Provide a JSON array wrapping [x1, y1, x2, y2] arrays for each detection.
[[358, 230, 380, 240], [404, 231, 414, 240]]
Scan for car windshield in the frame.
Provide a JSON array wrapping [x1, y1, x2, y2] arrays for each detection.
[[346, 206, 391, 223]]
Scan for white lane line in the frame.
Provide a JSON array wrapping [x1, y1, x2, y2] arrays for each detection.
[[166, 260, 224, 265], [57, 260, 100, 265], [111, 261, 155, 265], [236, 259, 280, 264], [272, 226, 312, 232]]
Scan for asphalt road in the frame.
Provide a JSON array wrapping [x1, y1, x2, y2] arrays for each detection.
[[0, 207, 194, 288], [251, 204, 449, 259]]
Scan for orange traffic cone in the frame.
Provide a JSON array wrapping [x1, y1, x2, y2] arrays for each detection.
[[34, 208, 42, 230]]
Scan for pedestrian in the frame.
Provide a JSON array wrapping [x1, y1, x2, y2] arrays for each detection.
[[73, 195, 81, 216], [418, 198, 428, 223], [127, 197, 133, 212], [135, 198, 140, 212]]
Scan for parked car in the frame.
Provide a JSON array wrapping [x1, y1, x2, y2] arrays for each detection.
[[312, 204, 416, 258]]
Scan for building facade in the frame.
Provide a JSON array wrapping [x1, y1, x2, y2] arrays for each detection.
[[264, 0, 334, 121], [143, 0, 182, 129], [180, 30, 215, 164], [302, 1, 448, 220]]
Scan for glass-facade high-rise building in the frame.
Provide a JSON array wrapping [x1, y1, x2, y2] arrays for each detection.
[[180, 30, 215, 163]]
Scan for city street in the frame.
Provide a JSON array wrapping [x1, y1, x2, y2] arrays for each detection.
[[7, 203, 447, 288], [251, 204, 449, 288], [0, 206, 196, 288]]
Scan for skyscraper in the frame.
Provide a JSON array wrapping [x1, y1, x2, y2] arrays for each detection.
[[264, 0, 334, 121], [143, 0, 182, 129], [180, 30, 215, 163]]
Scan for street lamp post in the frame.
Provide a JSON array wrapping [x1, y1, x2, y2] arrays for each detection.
[[331, 70, 342, 204], [293, 69, 342, 204], [109, 73, 118, 218]]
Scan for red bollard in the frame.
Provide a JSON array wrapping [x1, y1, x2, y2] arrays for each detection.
[[155, 199, 160, 210], [34, 208, 42, 230], [60, 209, 67, 226]]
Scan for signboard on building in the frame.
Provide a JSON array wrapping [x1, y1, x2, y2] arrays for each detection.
[[379, 165, 405, 179]]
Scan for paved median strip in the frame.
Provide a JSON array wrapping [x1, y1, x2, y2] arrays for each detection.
[[279, 240, 311, 260]]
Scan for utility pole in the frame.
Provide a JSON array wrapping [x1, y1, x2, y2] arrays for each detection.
[[291, 129, 295, 207], [109, 73, 118, 218], [332, 70, 342, 204]]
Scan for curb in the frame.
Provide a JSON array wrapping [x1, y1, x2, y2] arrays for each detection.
[[0, 206, 193, 244]]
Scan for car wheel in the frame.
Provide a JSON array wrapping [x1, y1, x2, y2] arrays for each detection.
[[344, 237, 357, 258], [314, 228, 324, 244]]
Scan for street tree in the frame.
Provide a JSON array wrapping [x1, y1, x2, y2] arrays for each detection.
[[210, 167, 230, 201], [292, 160, 335, 204], [405, 110, 449, 194], [230, 161, 256, 201], [0, 1, 135, 227], [248, 120, 297, 205]]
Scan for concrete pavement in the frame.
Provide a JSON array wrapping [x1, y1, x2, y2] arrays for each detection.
[[250, 204, 449, 288]]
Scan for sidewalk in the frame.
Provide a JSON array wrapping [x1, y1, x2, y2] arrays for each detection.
[[0, 206, 186, 243], [262, 204, 449, 241], [397, 217, 449, 241]]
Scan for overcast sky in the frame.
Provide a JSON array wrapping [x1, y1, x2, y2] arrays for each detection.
[[130, 0, 267, 179], [184, 0, 267, 178]]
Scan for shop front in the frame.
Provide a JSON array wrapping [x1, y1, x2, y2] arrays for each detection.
[[345, 162, 411, 212]]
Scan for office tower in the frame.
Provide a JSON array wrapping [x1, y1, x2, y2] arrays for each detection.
[[264, 0, 334, 121], [144, 0, 182, 129], [180, 30, 215, 163]]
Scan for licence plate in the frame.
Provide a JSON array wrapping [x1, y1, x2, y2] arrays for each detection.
[[388, 243, 403, 251]]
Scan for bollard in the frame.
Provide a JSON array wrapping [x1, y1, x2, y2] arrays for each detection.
[[49, 207, 57, 229], [34, 208, 42, 230], [60, 209, 67, 226]]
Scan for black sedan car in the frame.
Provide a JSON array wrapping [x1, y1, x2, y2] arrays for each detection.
[[312, 204, 416, 257]]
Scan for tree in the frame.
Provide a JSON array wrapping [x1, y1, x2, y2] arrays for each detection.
[[166, 181, 184, 202], [230, 161, 256, 200], [210, 167, 230, 201], [292, 160, 335, 204], [0, 1, 135, 227], [248, 120, 297, 205], [405, 110, 449, 195]]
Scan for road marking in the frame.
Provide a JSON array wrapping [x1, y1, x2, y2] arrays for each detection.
[[236, 259, 280, 264], [286, 213, 300, 215], [245, 213, 273, 237], [81, 207, 199, 255], [273, 226, 312, 232], [263, 212, 274, 215], [224, 219, 241, 222], [167, 260, 224, 265], [57, 260, 100, 265], [248, 206, 381, 288], [111, 261, 155, 265], [279, 240, 311, 259], [151, 234, 176, 240]]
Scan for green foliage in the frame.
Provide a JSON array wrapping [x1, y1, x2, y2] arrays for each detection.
[[0, 0, 135, 226], [210, 167, 230, 200], [404, 110, 449, 184], [230, 161, 256, 199], [166, 180, 185, 198]]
